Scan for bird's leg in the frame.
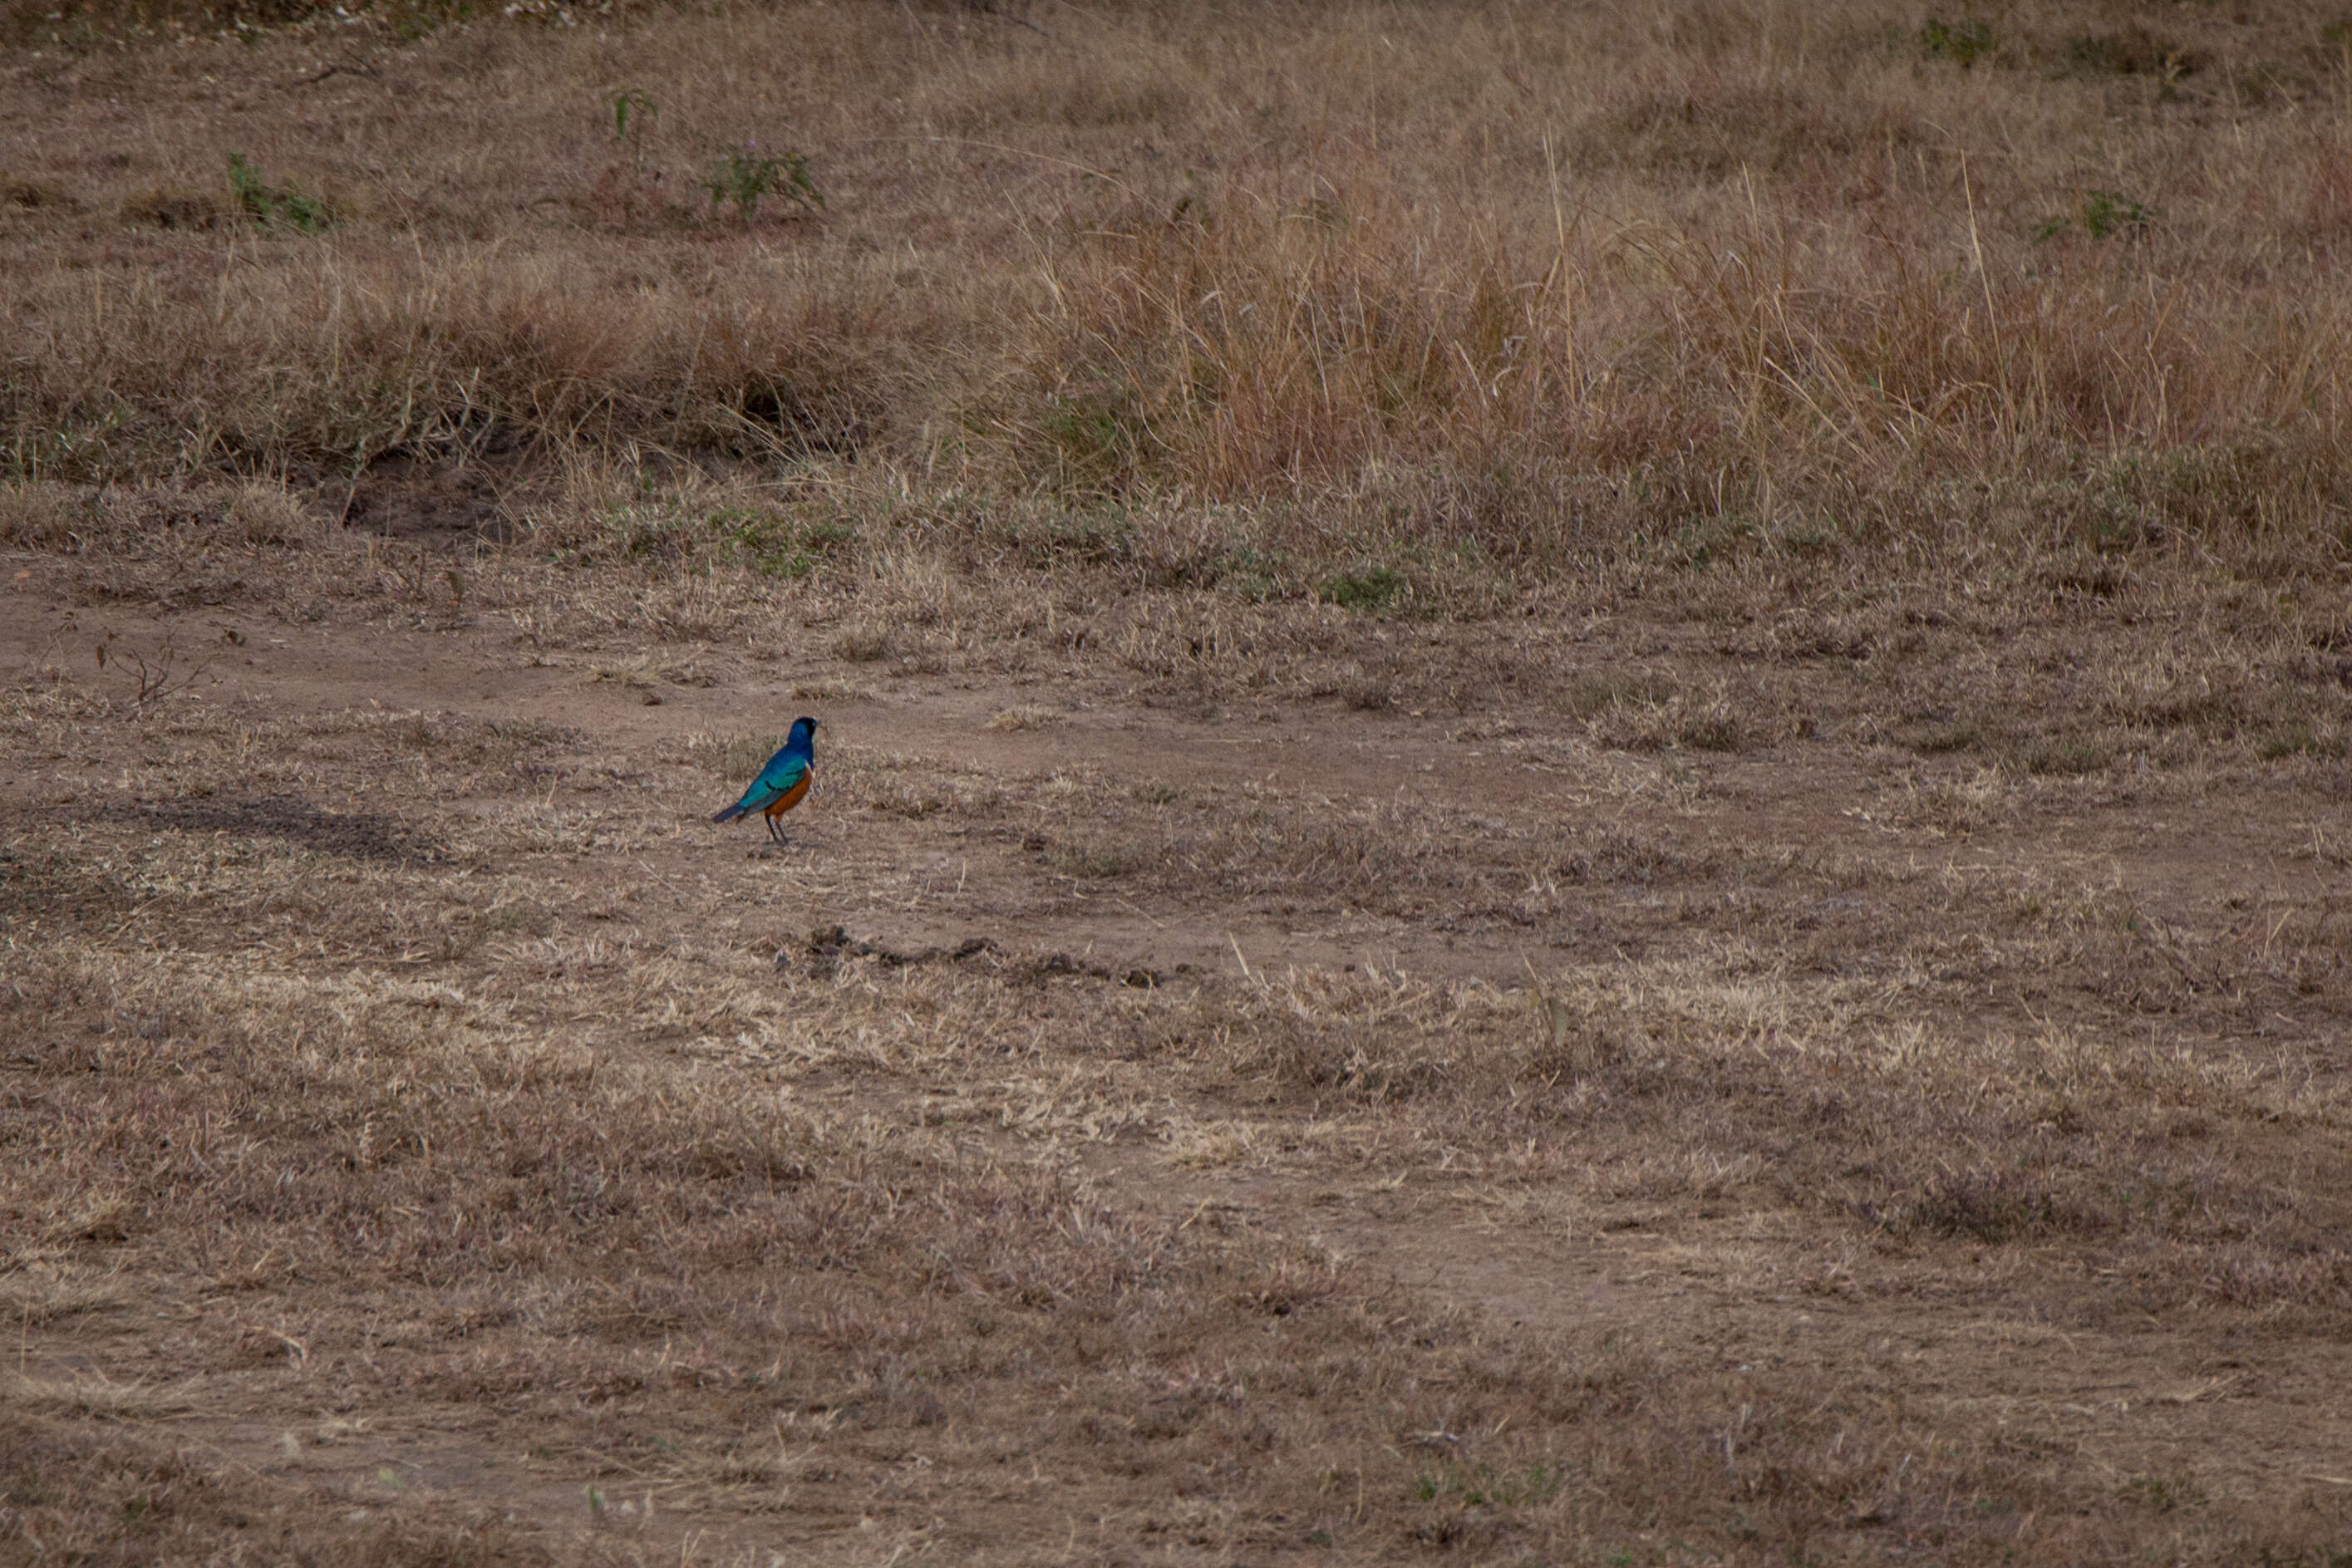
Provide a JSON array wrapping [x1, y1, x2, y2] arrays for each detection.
[[766, 814, 788, 846]]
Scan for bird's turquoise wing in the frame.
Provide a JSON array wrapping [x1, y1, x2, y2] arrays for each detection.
[[744, 754, 809, 809]]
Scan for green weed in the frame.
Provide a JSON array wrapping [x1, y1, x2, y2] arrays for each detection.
[[224, 154, 332, 235], [611, 89, 656, 144], [713, 509, 852, 579], [1413, 1461, 1564, 1508], [1321, 565, 1406, 611], [1213, 546, 1289, 602], [1920, 18, 1994, 66], [2035, 189, 2155, 243], [2083, 189, 2155, 240], [702, 143, 822, 220]]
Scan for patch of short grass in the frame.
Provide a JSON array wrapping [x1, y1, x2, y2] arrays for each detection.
[[986, 704, 1061, 731]]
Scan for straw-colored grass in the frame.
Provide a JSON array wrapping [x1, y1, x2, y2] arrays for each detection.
[[7, 656, 2352, 1559], [5, 0, 2351, 581]]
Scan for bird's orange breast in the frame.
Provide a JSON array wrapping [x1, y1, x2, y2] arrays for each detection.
[[763, 774, 811, 818]]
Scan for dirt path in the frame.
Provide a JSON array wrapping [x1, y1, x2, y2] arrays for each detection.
[[12, 588, 2330, 975]]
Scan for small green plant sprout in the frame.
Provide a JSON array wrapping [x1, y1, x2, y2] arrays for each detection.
[[225, 153, 332, 234], [2035, 189, 2156, 243], [1413, 1460, 1564, 1508], [1921, 18, 1994, 66], [1320, 563, 1406, 611], [611, 89, 656, 143], [2081, 189, 2154, 239], [701, 141, 824, 220]]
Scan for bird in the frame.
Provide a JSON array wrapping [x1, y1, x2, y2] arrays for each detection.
[[711, 716, 819, 846]]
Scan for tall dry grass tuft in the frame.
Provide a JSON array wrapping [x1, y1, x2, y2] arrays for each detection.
[[7, 0, 2352, 568], [1003, 149, 2352, 558], [6, 240, 929, 479]]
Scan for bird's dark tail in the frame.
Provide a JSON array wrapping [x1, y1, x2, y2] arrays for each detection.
[[712, 803, 747, 823]]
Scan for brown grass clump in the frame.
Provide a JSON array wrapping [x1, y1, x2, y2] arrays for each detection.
[[984, 703, 1059, 732]]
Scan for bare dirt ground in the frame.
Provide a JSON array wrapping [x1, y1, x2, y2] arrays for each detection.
[[8, 526, 2352, 1565]]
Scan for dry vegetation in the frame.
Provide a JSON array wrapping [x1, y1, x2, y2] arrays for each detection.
[[7, 1, 2352, 1563], [8, 0, 2352, 576]]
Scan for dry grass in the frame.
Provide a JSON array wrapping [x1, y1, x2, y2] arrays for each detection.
[[4, 0, 2352, 590], [11, 2, 2352, 1563], [7, 632, 2352, 1560], [984, 703, 1060, 732]]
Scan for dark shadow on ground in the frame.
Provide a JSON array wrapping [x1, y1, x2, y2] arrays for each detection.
[[125, 794, 444, 865]]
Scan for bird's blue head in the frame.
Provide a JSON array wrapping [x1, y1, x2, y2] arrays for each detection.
[[789, 715, 819, 752]]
